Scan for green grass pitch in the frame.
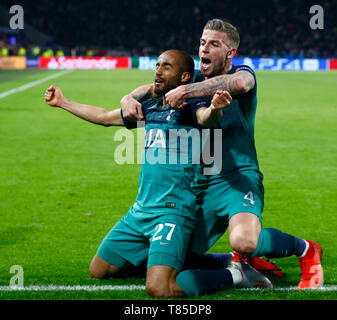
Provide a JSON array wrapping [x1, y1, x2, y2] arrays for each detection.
[[0, 69, 336, 300]]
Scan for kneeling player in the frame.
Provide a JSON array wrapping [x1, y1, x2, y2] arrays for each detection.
[[45, 49, 272, 297]]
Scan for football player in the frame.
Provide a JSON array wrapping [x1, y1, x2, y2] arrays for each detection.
[[121, 19, 323, 293], [45, 49, 272, 297]]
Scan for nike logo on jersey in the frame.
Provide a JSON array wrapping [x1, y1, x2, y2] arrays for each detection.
[[243, 203, 255, 207]]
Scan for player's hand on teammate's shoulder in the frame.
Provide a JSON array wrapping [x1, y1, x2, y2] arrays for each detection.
[[44, 85, 65, 107], [120, 94, 144, 121], [210, 90, 232, 110], [165, 85, 187, 109]]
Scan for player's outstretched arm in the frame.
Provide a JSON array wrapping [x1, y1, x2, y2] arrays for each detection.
[[120, 83, 157, 121], [44, 85, 124, 126], [196, 90, 232, 128], [166, 70, 254, 108]]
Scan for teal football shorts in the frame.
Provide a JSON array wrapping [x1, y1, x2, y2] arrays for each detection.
[[97, 206, 196, 272], [189, 171, 264, 254]]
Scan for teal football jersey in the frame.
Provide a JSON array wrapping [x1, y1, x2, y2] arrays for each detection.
[[121, 97, 210, 217], [192, 65, 263, 185]]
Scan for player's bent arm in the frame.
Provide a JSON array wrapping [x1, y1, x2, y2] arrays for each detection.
[[182, 70, 255, 98], [57, 98, 124, 127], [196, 106, 223, 128], [120, 83, 156, 108], [196, 90, 232, 128], [130, 83, 157, 102], [120, 83, 157, 121]]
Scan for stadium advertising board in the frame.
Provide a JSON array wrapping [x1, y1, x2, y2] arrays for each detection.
[[328, 59, 337, 70], [26, 58, 39, 68], [0, 56, 26, 69], [31, 56, 331, 71], [238, 58, 328, 71], [136, 56, 201, 71], [134, 56, 328, 71], [39, 57, 131, 69]]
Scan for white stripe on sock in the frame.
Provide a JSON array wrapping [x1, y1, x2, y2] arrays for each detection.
[[298, 240, 310, 258]]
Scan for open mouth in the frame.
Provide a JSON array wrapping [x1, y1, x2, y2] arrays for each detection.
[[201, 57, 212, 70], [155, 77, 164, 85], [201, 57, 211, 64]]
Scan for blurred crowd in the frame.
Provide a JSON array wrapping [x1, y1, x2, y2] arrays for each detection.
[[1, 0, 336, 58]]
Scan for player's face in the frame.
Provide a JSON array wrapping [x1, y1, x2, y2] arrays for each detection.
[[154, 52, 183, 95], [199, 29, 233, 78]]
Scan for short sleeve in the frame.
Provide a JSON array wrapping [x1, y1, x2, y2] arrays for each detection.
[[120, 99, 154, 129], [234, 65, 257, 98], [186, 98, 211, 127], [120, 108, 138, 129], [235, 65, 255, 78]]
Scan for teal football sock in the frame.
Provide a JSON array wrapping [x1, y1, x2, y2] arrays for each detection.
[[251, 228, 297, 258], [176, 268, 233, 297]]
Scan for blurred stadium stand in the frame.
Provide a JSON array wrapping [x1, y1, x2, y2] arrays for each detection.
[[0, 0, 336, 58]]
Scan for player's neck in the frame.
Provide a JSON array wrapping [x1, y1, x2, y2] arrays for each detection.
[[219, 61, 233, 76], [205, 61, 233, 79], [161, 96, 169, 108]]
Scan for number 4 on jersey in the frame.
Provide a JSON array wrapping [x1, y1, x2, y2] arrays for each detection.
[[244, 191, 255, 205]]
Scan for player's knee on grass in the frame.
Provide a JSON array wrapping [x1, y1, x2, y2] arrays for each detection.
[[145, 280, 171, 298], [145, 265, 184, 298], [229, 212, 261, 255], [229, 231, 258, 255], [89, 254, 120, 279]]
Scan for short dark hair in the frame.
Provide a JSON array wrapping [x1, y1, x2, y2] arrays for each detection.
[[178, 50, 194, 82], [164, 49, 194, 81], [203, 19, 240, 49]]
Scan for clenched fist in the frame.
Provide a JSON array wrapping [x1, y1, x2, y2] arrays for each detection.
[[44, 85, 65, 107], [210, 90, 232, 110]]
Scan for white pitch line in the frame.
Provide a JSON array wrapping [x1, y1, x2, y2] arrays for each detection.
[[236, 285, 337, 291], [0, 285, 145, 291], [0, 70, 72, 100], [1, 285, 337, 292]]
